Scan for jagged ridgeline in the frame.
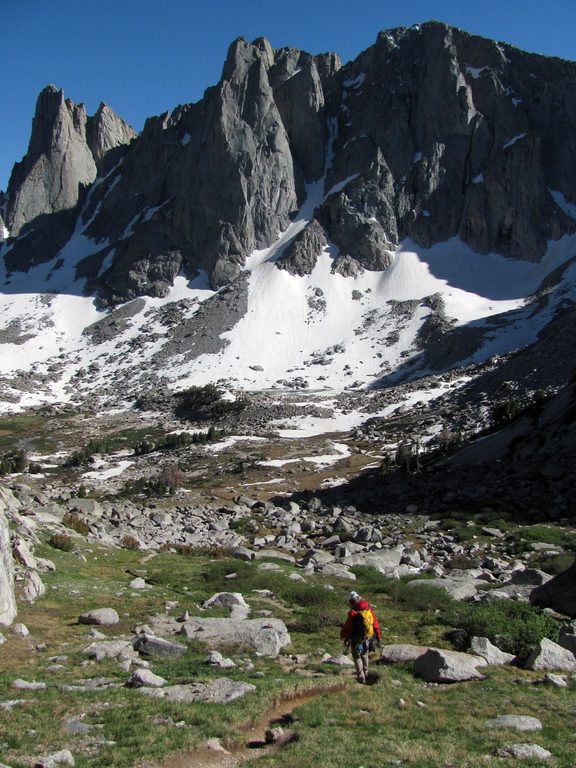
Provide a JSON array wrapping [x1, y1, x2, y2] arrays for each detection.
[[2, 21, 576, 306]]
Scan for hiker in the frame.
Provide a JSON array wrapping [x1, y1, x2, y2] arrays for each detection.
[[340, 591, 381, 684]]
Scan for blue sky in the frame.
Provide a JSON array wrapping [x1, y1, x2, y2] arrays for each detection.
[[1, 0, 575, 193]]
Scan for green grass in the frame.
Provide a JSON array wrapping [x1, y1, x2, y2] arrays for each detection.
[[245, 667, 576, 768], [1, 540, 575, 768], [0, 413, 60, 452], [513, 524, 576, 549]]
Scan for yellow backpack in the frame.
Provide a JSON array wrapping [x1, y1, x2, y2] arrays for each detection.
[[352, 608, 374, 640]]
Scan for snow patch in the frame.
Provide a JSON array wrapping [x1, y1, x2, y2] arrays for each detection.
[[549, 189, 576, 220], [325, 174, 360, 198], [465, 65, 488, 79], [502, 134, 526, 150], [343, 73, 366, 89]]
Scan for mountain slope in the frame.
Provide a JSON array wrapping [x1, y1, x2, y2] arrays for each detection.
[[1, 22, 576, 414]]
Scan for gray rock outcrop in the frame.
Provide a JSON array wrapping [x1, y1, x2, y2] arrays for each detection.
[[87, 102, 136, 163], [0, 489, 17, 626]]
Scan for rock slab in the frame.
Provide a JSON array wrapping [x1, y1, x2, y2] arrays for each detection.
[[140, 678, 256, 704]]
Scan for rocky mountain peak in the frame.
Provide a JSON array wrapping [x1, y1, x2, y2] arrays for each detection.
[[2, 23, 576, 328], [4, 86, 134, 238], [87, 102, 137, 163], [221, 36, 274, 84]]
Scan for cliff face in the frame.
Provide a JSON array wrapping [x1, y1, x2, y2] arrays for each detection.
[[4, 86, 135, 238], [3, 22, 576, 304], [0, 490, 17, 626]]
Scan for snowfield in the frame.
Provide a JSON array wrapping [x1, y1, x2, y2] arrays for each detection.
[[2, 172, 576, 425]]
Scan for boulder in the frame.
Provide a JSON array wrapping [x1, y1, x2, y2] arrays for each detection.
[[543, 673, 568, 688], [496, 743, 552, 760], [405, 577, 477, 601], [180, 617, 290, 657], [84, 640, 133, 661], [12, 679, 46, 690], [133, 634, 187, 659], [508, 569, 553, 586], [321, 653, 354, 666], [253, 550, 295, 563], [140, 678, 256, 704], [316, 562, 357, 581], [78, 608, 120, 626], [205, 650, 236, 669], [22, 571, 46, 603], [558, 624, 576, 655], [485, 715, 543, 731], [379, 644, 430, 664], [470, 637, 516, 665], [12, 537, 38, 569], [341, 547, 404, 574], [126, 669, 166, 688], [530, 559, 576, 618], [413, 648, 487, 683], [203, 592, 248, 610], [34, 749, 76, 768], [524, 638, 576, 672]]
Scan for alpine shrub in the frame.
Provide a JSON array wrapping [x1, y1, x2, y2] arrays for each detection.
[[445, 600, 560, 659], [0, 449, 27, 475], [62, 513, 90, 536], [48, 534, 74, 552]]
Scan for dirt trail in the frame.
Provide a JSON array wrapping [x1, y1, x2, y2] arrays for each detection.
[[159, 683, 348, 768]]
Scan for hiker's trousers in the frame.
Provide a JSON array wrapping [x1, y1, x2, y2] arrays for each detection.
[[351, 640, 369, 682]]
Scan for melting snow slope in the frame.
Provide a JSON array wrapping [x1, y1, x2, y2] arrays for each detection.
[[2, 170, 576, 414]]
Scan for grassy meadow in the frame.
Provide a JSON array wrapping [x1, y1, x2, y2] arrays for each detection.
[[0, 536, 574, 768]]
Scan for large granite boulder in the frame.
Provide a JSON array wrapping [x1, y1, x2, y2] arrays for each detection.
[[524, 638, 576, 672], [180, 617, 290, 657], [530, 559, 576, 618], [379, 644, 430, 664], [78, 608, 120, 626], [469, 636, 515, 666], [340, 547, 404, 574], [405, 577, 478, 601], [413, 648, 487, 683], [133, 634, 187, 659], [485, 715, 542, 732]]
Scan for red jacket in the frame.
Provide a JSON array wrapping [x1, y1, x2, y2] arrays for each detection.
[[340, 599, 381, 642]]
